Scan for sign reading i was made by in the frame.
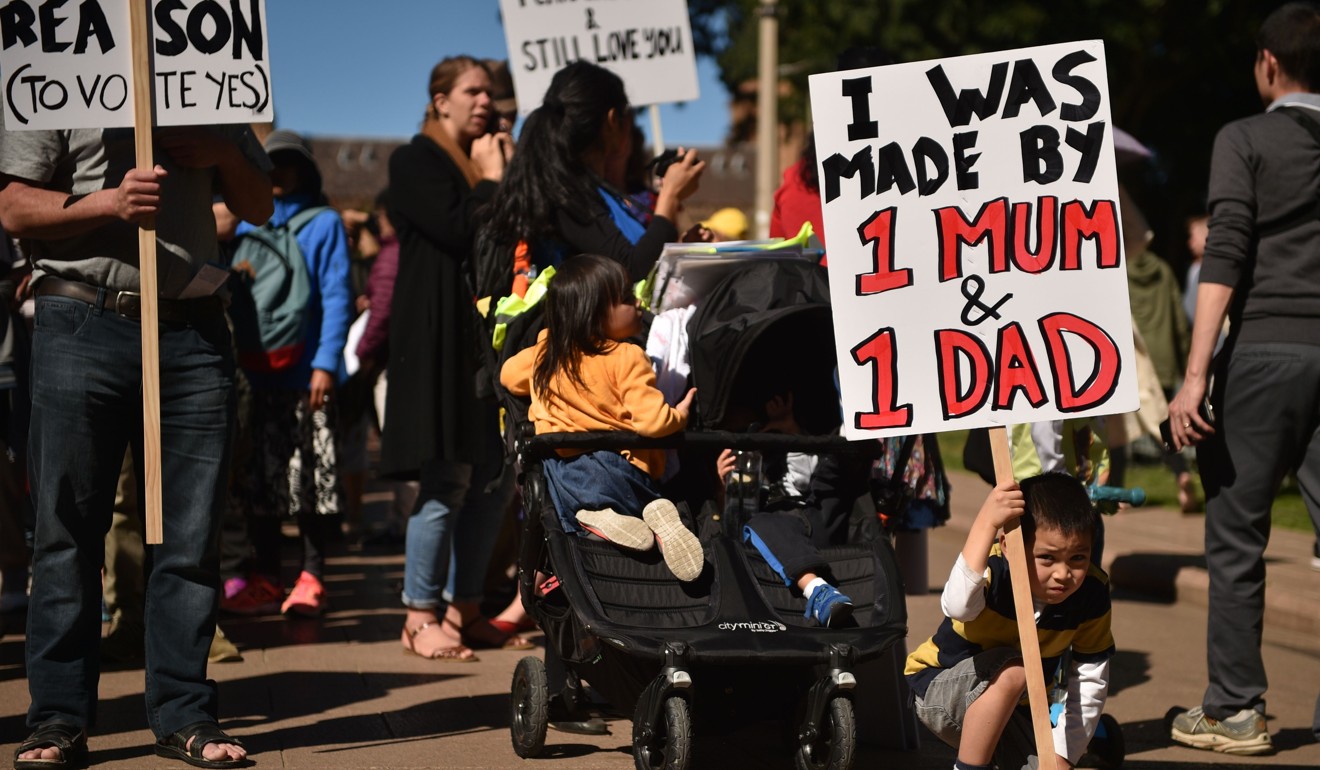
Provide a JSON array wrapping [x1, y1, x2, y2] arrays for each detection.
[[808, 41, 1138, 441], [0, 0, 272, 130], [498, 0, 698, 114]]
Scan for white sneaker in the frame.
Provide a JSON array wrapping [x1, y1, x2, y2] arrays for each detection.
[[1170, 706, 1273, 756], [642, 499, 704, 581], [576, 509, 655, 551]]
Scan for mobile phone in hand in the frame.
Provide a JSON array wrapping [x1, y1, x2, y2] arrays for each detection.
[[1159, 397, 1215, 451]]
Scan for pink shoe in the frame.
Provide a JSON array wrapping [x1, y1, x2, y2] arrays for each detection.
[[281, 571, 325, 617], [223, 576, 247, 600], [220, 573, 282, 615]]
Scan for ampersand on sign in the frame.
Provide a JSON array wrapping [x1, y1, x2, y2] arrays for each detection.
[[959, 275, 1013, 326]]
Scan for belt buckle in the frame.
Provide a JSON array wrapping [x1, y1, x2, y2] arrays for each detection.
[[113, 291, 142, 319]]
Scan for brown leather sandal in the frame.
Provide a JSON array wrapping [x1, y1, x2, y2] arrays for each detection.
[[153, 722, 249, 768], [402, 621, 478, 662], [14, 722, 87, 770]]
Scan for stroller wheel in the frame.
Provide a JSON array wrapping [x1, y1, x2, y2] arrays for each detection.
[[633, 695, 692, 770], [795, 695, 856, 770], [510, 656, 549, 758]]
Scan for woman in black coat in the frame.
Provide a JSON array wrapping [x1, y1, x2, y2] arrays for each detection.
[[381, 56, 529, 661]]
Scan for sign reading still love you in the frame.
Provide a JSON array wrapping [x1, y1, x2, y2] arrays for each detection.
[[498, 0, 698, 114], [0, 0, 272, 130], [809, 41, 1138, 440]]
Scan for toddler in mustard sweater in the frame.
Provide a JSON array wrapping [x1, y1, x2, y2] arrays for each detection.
[[501, 254, 703, 580]]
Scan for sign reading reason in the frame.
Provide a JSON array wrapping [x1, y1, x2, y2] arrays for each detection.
[[808, 42, 1138, 441], [0, 0, 272, 130], [498, 0, 698, 114]]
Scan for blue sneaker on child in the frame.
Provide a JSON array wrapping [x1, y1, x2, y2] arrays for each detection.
[[804, 584, 853, 627]]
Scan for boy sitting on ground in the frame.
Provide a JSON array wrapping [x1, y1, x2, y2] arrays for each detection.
[[905, 472, 1114, 770]]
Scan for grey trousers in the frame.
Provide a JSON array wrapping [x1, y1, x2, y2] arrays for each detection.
[[1196, 341, 1320, 720]]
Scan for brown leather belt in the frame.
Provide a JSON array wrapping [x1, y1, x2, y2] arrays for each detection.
[[35, 276, 223, 326]]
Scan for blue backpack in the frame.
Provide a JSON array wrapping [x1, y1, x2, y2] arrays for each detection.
[[228, 206, 329, 373]]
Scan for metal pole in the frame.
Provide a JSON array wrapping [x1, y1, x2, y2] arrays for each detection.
[[754, 0, 779, 239]]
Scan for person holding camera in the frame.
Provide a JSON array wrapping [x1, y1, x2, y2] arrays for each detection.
[[1167, 2, 1320, 755], [475, 61, 706, 299]]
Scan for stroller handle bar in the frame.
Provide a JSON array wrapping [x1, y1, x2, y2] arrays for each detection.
[[520, 430, 884, 459]]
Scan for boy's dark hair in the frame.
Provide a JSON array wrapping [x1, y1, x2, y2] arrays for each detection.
[[1018, 472, 1094, 543], [1259, 2, 1320, 91], [533, 253, 632, 406]]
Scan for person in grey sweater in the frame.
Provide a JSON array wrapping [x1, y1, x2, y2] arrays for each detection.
[[1167, 1, 1320, 756]]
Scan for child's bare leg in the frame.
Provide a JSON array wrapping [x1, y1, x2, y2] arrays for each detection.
[[958, 660, 1026, 766], [795, 571, 820, 591]]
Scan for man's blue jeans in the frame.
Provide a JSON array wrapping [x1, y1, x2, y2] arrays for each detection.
[[26, 295, 234, 738]]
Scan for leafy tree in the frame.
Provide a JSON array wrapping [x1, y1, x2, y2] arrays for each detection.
[[689, 0, 1285, 264]]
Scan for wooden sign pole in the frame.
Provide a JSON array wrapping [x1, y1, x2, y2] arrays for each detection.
[[130, 1, 164, 545], [648, 104, 665, 155], [988, 425, 1058, 770]]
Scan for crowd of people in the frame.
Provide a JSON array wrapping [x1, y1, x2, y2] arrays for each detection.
[[0, 3, 1319, 769]]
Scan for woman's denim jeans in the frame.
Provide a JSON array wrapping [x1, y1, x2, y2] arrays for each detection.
[[402, 451, 513, 610], [25, 296, 234, 738]]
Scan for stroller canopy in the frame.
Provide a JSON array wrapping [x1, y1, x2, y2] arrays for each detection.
[[687, 260, 841, 435]]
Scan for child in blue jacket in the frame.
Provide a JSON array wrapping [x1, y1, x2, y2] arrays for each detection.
[[222, 130, 353, 619]]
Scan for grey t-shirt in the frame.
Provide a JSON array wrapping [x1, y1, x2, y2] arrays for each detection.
[[0, 123, 270, 298]]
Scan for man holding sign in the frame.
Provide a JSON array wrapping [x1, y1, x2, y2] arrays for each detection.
[[0, 120, 270, 768], [1, 0, 274, 766]]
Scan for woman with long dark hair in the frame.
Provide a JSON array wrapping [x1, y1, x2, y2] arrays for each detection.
[[380, 56, 530, 661], [475, 61, 706, 299]]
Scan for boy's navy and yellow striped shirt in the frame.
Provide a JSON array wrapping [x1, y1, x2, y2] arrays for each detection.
[[904, 543, 1115, 697]]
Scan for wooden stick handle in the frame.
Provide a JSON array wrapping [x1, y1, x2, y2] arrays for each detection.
[[130, 0, 163, 545], [988, 426, 1059, 770]]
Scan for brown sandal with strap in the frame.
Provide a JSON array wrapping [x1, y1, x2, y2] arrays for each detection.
[[14, 722, 87, 770], [402, 621, 478, 662]]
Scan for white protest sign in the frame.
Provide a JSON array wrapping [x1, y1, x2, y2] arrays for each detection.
[[0, 0, 272, 130], [0, 0, 132, 129], [151, 0, 272, 126], [809, 41, 1138, 440], [498, 0, 698, 114]]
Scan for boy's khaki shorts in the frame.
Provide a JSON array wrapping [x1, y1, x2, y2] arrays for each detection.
[[914, 647, 1022, 743]]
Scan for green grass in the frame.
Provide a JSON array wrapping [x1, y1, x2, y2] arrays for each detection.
[[934, 430, 1314, 533]]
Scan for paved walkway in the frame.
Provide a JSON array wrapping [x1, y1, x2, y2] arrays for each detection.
[[1, 469, 1317, 769]]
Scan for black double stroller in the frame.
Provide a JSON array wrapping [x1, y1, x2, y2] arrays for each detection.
[[495, 260, 912, 770]]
